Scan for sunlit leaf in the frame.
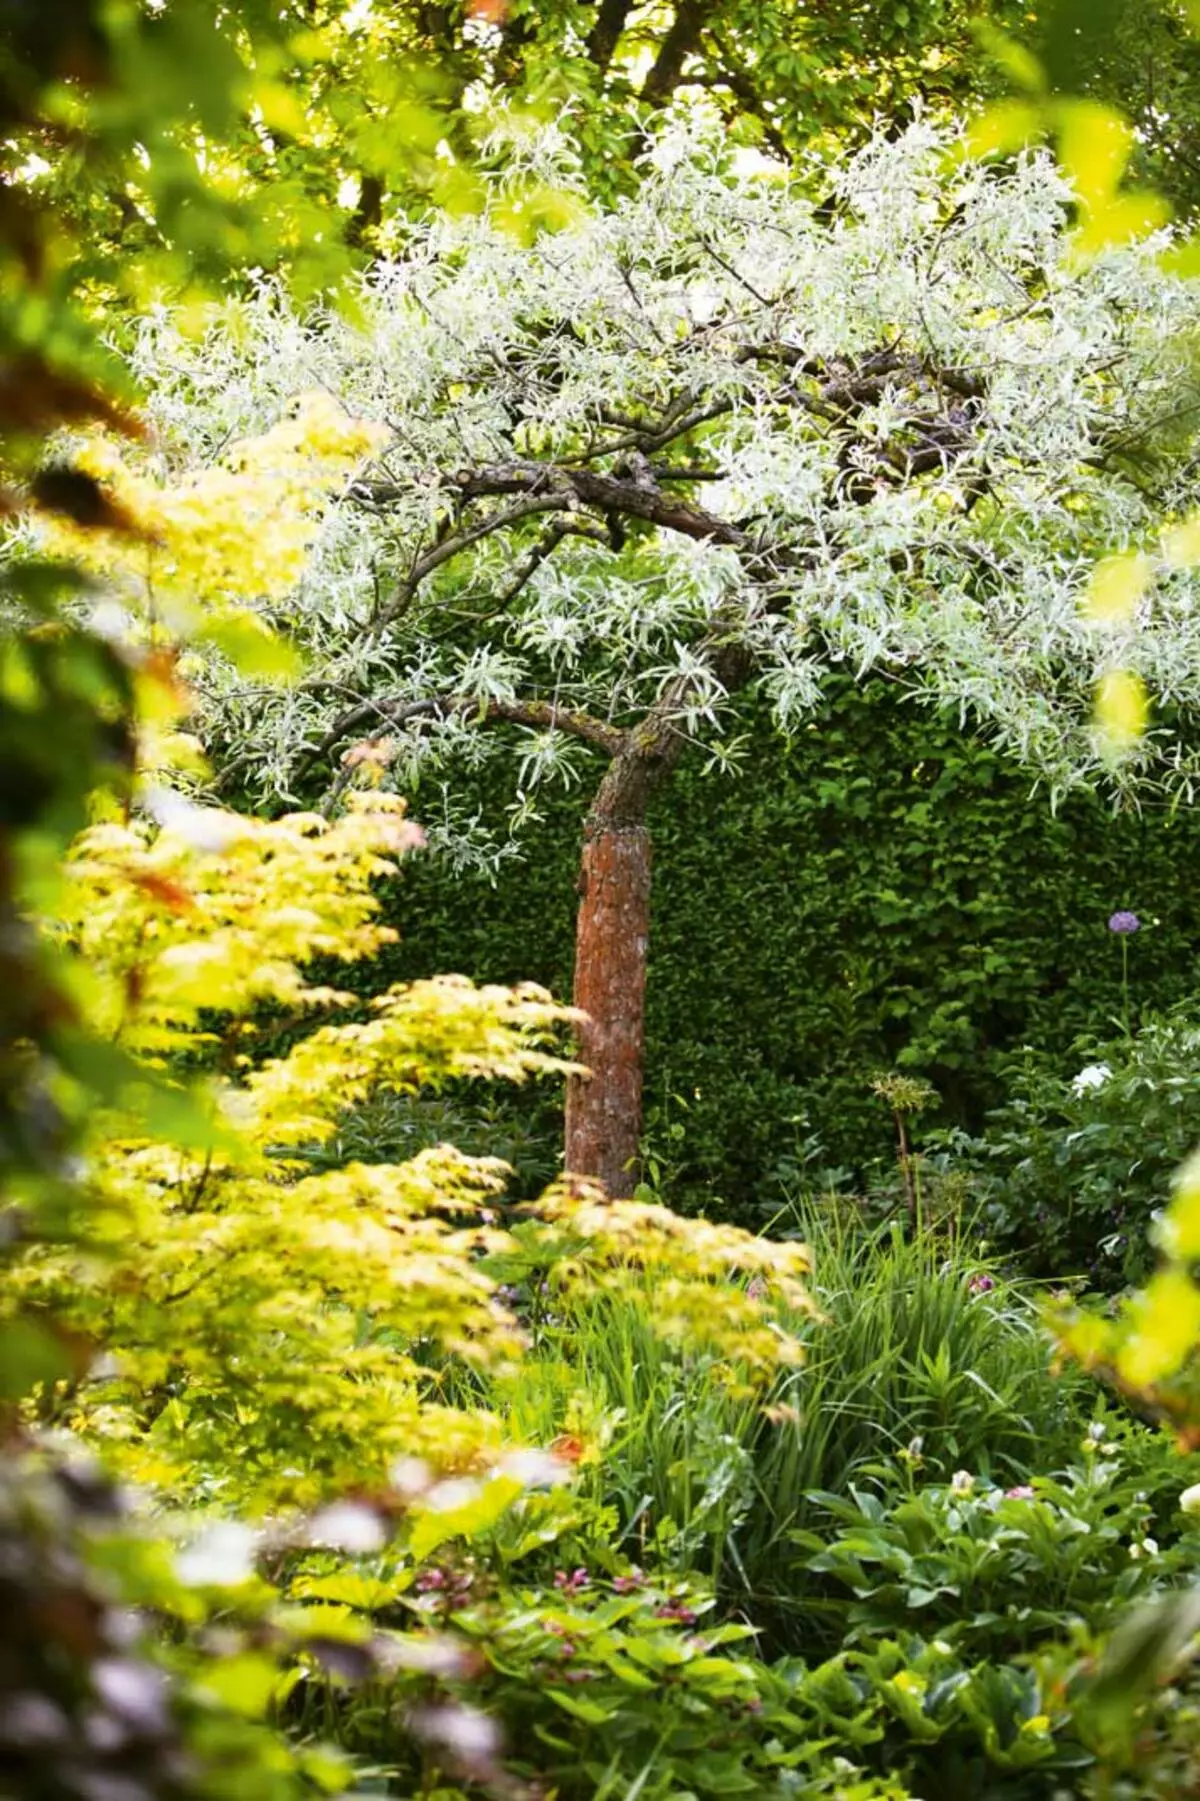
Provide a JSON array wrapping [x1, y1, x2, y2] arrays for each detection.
[[200, 612, 304, 683], [1082, 553, 1153, 624], [1094, 669, 1148, 758], [964, 101, 1043, 160]]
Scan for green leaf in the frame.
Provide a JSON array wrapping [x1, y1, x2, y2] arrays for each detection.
[[544, 1687, 614, 1724], [0, 1317, 75, 1398], [200, 612, 304, 683]]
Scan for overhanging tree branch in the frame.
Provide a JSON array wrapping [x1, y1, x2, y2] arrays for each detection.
[[300, 691, 628, 785], [452, 460, 750, 544]]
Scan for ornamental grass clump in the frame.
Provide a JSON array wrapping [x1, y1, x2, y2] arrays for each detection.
[[481, 1201, 1093, 1653]]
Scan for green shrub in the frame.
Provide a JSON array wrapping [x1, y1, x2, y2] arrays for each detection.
[[777, 1440, 1200, 1800], [949, 1006, 1200, 1286], [798, 1451, 1198, 1660], [274, 1386, 1200, 1801], [366, 680, 1200, 1218], [480, 1206, 1096, 1653]]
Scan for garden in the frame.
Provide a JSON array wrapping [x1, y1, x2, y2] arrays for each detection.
[[12, 3, 1200, 1798]]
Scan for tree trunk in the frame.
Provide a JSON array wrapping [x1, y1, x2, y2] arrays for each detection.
[[560, 644, 751, 1195], [564, 816, 652, 1197]]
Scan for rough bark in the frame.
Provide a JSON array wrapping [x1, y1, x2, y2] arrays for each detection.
[[563, 716, 691, 1195], [564, 815, 652, 1197]]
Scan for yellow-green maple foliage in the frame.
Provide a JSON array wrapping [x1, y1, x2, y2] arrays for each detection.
[[11, 393, 813, 1512], [1057, 1156, 1200, 1446], [18, 790, 812, 1508], [33, 392, 388, 690], [17, 792, 567, 1504]]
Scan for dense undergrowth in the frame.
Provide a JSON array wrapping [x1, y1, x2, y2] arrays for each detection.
[[14, 731, 1200, 1800]]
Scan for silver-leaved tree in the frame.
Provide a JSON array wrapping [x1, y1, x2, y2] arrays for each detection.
[[120, 117, 1200, 1193]]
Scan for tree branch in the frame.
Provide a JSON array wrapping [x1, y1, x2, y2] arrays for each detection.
[[586, 0, 636, 75], [454, 460, 748, 546], [297, 691, 627, 786], [367, 491, 575, 636], [640, 0, 708, 108], [344, 346, 988, 666]]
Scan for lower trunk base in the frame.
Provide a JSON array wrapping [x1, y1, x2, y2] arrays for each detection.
[[564, 820, 651, 1198]]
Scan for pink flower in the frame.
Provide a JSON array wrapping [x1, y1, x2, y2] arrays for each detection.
[[1006, 1485, 1035, 1500], [655, 1602, 697, 1626]]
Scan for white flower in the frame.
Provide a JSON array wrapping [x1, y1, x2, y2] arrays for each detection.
[[950, 1470, 975, 1497], [1180, 1482, 1200, 1515], [1072, 1064, 1113, 1096], [493, 1448, 573, 1489], [389, 1456, 433, 1499], [422, 1477, 481, 1514], [409, 1704, 500, 1762], [307, 1501, 387, 1554], [176, 1522, 257, 1587], [141, 785, 247, 854]]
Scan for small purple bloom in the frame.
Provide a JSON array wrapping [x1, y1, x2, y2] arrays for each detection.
[[968, 1274, 995, 1296], [612, 1567, 644, 1594], [1108, 911, 1140, 935]]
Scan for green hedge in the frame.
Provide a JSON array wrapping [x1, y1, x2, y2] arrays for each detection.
[[372, 677, 1200, 1217]]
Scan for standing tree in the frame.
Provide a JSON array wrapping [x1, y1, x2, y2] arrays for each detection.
[[79, 120, 1200, 1193]]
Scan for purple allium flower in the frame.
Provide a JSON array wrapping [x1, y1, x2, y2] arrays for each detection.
[[968, 1274, 995, 1296], [1108, 911, 1140, 935]]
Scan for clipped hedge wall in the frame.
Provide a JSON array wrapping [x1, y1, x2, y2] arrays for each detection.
[[373, 677, 1200, 1217]]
